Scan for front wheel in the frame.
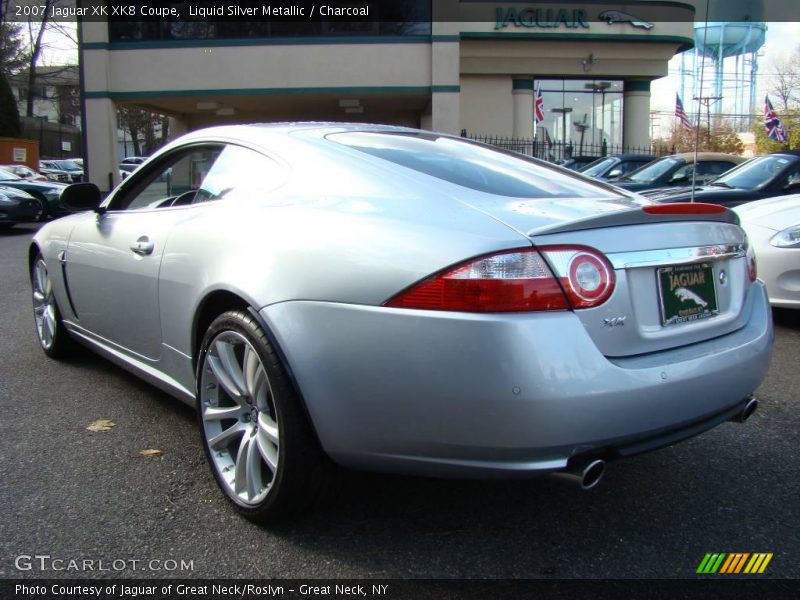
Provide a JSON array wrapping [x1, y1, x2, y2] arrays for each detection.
[[31, 254, 74, 358], [197, 310, 328, 522]]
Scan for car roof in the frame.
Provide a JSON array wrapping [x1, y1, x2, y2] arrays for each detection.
[[669, 152, 745, 162]]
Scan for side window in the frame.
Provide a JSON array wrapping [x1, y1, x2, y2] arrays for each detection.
[[111, 144, 283, 211], [777, 164, 800, 189], [113, 146, 224, 211], [618, 161, 644, 176], [697, 161, 734, 177]]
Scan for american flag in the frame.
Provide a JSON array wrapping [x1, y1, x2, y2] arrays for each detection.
[[534, 83, 545, 124], [764, 95, 788, 143], [675, 94, 692, 130]]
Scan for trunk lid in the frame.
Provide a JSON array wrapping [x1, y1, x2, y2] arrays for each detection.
[[467, 197, 751, 357]]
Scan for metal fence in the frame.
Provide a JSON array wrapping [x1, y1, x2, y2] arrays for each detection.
[[464, 133, 673, 163], [20, 117, 82, 160]]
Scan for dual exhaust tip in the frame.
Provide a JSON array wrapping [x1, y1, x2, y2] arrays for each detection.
[[554, 458, 606, 491], [555, 397, 759, 491], [731, 397, 759, 423]]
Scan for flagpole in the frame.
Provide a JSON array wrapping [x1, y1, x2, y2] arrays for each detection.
[[690, 0, 711, 202]]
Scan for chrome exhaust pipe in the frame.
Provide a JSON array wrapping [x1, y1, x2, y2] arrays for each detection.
[[553, 458, 606, 490], [731, 397, 758, 423]]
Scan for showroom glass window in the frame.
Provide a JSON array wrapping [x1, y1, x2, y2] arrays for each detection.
[[537, 80, 624, 154]]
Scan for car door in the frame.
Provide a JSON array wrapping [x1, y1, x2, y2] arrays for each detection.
[[65, 145, 225, 360]]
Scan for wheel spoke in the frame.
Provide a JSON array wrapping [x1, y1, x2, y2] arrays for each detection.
[[203, 405, 243, 421], [243, 345, 260, 398], [233, 428, 261, 498], [208, 421, 244, 450], [215, 340, 247, 396], [258, 412, 279, 445], [43, 308, 55, 346], [252, 366, 269, 408], [33, 290, 46, 305], [206, 355, 245, 404], [256, 428, 279, 474]]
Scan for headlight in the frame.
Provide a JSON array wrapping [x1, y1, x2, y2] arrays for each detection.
[[770, 225, 800, 248]]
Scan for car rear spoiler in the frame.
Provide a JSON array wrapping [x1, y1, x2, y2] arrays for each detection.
[[528, 203, 739, 236]]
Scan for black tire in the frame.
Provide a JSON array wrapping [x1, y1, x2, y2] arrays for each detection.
[[31, 253, 75, 358], [196, 310, 329, 523]]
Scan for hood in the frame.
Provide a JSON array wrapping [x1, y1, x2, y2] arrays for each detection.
[[734, 195, 800, 231], [1, 179, 66, 192], [0, 184, 35, 199]]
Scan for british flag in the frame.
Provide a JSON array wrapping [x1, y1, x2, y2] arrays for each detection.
[[534, 83, 545, 124], [764, 95, 788, 143], [675, 94, 692, 130]]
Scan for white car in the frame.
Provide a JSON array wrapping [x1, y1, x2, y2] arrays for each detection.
[[735, 195, 800, 308]]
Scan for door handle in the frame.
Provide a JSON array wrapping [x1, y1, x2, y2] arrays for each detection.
[[130, 236, 154, 256]]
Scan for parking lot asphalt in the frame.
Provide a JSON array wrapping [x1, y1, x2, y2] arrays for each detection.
[[0, 223, 798, 580]]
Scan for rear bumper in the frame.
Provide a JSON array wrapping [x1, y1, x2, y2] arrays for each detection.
[[261, 282, 773, 477]]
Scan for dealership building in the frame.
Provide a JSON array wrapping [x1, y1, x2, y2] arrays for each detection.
[[79, 1, 696, 191]]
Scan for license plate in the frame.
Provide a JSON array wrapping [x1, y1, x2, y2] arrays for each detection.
[[657, 263, 718, 326]]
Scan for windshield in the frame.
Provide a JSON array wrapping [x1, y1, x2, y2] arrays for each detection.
[[52, 160, 81, 171], [331, 132, 621, 199], [713, 155, 794, 190], [0, 167, 21, 181], [624, 158, 681, 183], [580, 157, 617, 178]]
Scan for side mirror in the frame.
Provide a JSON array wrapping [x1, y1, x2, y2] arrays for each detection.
[[607, 168, 623, 179], [60, 183, 102, 212]]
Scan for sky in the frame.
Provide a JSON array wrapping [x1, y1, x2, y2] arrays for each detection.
[[651, 22, 800, 135]]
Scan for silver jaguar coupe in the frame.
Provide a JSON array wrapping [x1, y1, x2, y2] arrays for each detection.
[[30, 124, 773, 521]]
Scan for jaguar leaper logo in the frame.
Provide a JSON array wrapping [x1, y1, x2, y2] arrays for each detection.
[[598, 10, 654, 30], [675, 287, 708, 308]]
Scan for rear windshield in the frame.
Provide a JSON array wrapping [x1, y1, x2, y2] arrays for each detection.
[[625, 158, 680, 183], [580, 157, 617, 177], [329, 132, 620, 199]]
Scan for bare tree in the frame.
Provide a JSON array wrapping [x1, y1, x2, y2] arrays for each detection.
[[767, 46, 800, 112]]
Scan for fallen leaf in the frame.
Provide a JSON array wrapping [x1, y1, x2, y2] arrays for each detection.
[[86, 419, 115, 432], [138, 449, 164, 458]]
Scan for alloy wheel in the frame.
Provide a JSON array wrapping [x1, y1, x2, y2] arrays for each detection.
[[32, 258, 57, 350], [200, 331, 280, 506]]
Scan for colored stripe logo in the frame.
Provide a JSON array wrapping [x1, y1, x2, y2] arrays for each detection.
[[697, 553, 773, 574]]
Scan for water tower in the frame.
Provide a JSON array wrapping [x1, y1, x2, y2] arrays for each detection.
[[678, 1, 766, 130]]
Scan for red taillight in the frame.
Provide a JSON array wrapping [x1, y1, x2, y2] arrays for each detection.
[[538, 246, 616, 309], [385, 246, 615, 312], [643, 202, 727, 215], [746, 241, 757, 282]]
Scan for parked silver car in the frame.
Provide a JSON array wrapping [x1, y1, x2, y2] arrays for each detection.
[[30, 124, 773, 521], [735, 194, 800, 308]]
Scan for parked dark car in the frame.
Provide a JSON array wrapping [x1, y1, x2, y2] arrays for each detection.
[[644, 151, 800, 207], [0, 167, 68, 218], [0, 185, 43, 228], [579, 153, 658, 182], [613, 152, 744, 192]]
